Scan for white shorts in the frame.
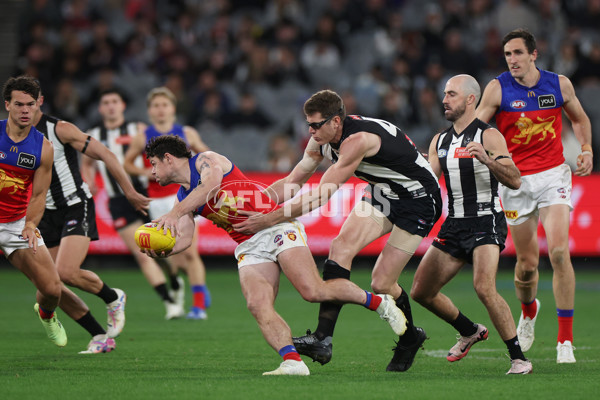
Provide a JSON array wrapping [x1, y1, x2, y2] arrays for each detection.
[[234, 220, 308, 269], [0, 217, 45, 257], [149, 195, 177, 220], [500, 164, 573, 226]]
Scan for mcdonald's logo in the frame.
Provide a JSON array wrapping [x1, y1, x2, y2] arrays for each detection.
[[527, 91, 536, 98], [139, 232, 151, 249], [10, 146, 18, 153]]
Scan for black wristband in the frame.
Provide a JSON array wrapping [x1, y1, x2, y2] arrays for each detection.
[[494, 155, 511, 161]]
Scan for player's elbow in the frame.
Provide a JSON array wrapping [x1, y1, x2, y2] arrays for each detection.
[[505, 176, 521, 190]]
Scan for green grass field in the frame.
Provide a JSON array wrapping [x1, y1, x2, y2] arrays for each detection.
[[1, 261, 599, 400]]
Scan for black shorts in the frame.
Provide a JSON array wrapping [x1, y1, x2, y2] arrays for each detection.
[[362, 186, 442, 237], [431, 211, 508, 264], [108, 195, 149, 230], [38, 197, 99, 248]]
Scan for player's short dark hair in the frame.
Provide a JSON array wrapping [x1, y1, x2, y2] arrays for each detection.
[[145, 135, 192, 160], [303, 89, 346, 120], [502, 28, 537, 54], [99, 88, 128, 103], [3, 75, 41, 102]]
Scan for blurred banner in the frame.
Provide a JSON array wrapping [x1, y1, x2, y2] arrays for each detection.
[[90, 172, 600, 257]]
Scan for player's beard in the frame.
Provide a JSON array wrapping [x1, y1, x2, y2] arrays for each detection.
[[444, 102, 467, 122]]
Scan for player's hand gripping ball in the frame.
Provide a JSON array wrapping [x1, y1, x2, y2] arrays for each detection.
[[134, 222, 176, 254]]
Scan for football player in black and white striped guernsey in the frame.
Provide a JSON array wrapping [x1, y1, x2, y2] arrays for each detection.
[[234, 89, 442, 372], [82, 89, 180, 321], [410, 74, 531, 375], [33, 88, 150, 353]]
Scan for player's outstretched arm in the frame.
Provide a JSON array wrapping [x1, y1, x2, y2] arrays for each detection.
[[264, 137, 323, 203], [55, 120, 151, 213], [233, 133, 370, 235]]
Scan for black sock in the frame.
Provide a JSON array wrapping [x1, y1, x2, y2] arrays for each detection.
[[505, 336, 526, 360], [96, 283, 118, 304], [170, 274, 181, 290], [155, 283, 173, 302], [396, 287, 418, 343], [76, 311, 106, 337], [450, 311, 478, 337], [314, 259, 351, 339]]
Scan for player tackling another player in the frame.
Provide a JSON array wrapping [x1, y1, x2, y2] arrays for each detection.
[[139, 135, 408, 376]]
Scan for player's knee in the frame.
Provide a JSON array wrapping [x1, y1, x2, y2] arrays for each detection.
[[297, 285, 321, 303], [39, 279, 62, 300], [515, 255, 538, 274], [548, 245, 570, 268], [473, 282, 496, 304], [245, 296, 269, 319], [329, 236, 357, 264], [410, 283, 425, 304], [56, 266, 78, 286]]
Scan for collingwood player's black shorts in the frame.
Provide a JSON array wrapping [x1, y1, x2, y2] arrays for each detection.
[[362, 185, 442, 237], [108, 194, 150, 230], [432, 211, 508, 264], [38, 197, 99, 247]]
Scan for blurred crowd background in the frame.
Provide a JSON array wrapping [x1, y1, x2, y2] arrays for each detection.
[[2, 0, 600, 172]]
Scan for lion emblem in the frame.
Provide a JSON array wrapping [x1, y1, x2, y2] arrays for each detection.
[[511, 115, 556, 145]]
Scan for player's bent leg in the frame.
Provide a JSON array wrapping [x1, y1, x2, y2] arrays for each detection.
[[238, 262, 288, 349], [472, 246, 517, 336], [240, 263, 309, 376], [10, 247, 62, 309], [329, 201, 392, 269], [411, 246, 464, 320], [52, 236, 104, 293]]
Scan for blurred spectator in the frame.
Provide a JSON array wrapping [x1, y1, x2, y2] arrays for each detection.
[[188, 68, 231, 127], [222, 91, 273, 130], [572, 42, 600, 86], [411, 85, 447, 150], [464, 0, 495, 54], [354, 64, 390, 115], [49, 78, 82, 123], [553, 40, 580, 78], [195, 89, 227, 133], [86, 18, 120, 72], [440, 28, 477, 76], [378, 87, 412, 129], [267, 133, 299, 172], [164, 73, 193, 123], [493, 0, 539, 38]]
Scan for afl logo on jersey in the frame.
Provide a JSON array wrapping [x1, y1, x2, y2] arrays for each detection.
[[437, 149, 448, 158], [17, 153, 36, 169], [0, 151, 6, 160], [510, 100, 526, 109]]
